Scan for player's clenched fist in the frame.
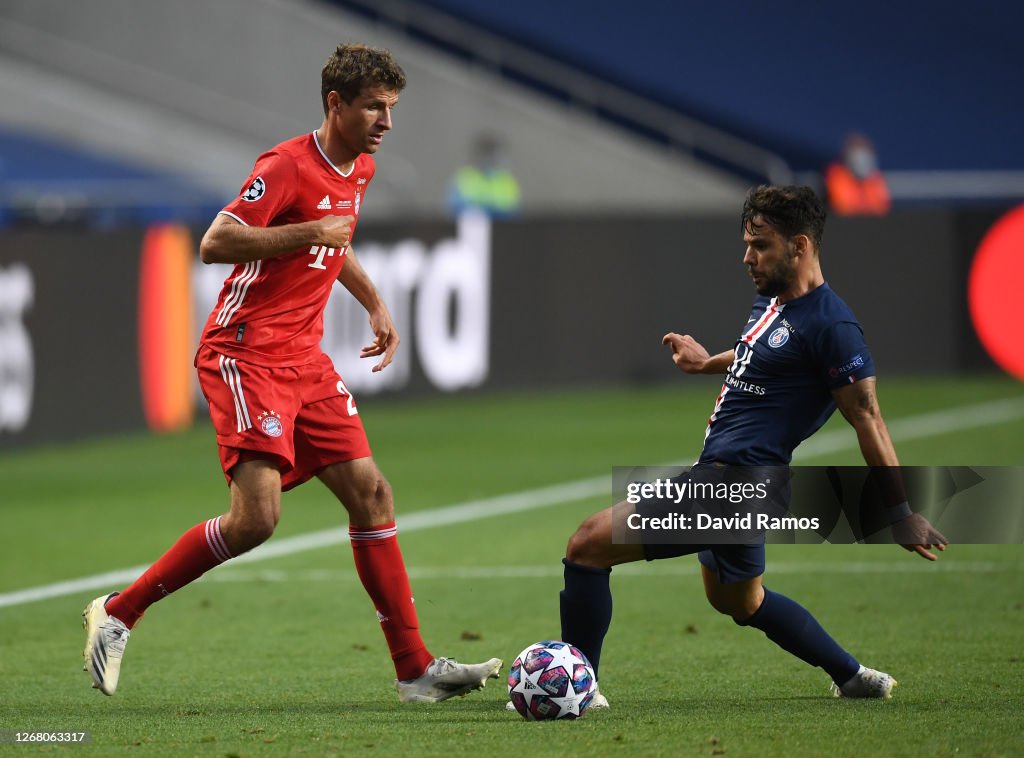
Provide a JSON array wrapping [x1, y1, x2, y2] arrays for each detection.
[[318, 214, 356, 249], [662, 332, 711, 374]]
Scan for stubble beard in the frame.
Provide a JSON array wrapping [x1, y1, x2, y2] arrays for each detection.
[[754, 251, 797, 297]]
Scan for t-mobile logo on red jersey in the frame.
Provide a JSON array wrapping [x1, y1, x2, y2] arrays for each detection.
[[307, 245, 346, 270]]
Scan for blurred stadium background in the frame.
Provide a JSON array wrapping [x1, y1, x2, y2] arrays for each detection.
[[1, 0, 1022, 447]]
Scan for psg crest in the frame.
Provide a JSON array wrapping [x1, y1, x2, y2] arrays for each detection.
[[768, 326, 790, 348]]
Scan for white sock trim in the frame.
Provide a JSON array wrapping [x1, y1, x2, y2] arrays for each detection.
[[205, 516, 233, 562], [349, 525, 398, 541]]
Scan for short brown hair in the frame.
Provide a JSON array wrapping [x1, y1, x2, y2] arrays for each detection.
[[321, 44, 407, 113], [742, 185, 827, 250]]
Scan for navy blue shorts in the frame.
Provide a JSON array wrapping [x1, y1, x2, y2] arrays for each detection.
[[694, 545, 766, 584], [635, 465, 768, 584], [640, 538, 765, 584]]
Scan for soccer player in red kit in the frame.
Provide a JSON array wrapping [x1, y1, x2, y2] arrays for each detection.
[[82, 44, 501, 702]]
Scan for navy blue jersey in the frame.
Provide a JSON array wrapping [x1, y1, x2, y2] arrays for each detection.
[[698, 283, 874, 465]]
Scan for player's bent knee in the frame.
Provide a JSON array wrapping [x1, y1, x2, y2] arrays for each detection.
[[704, 584, 763, 621], [564, 516, 611, 568], [345, 473, 395, 526], [320, 459, 395, 524], [371, 475, 393, 510], [705, 592, 737, 617], [362, 475, 394, 518], [221, 511, 277, 554]]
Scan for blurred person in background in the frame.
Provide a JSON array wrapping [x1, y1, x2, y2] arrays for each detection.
[[82, 43, 501, 704], [447, 132, 521, 218], [825, 133, 891, 216]]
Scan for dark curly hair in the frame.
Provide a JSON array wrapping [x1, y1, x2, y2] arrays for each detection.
[[321, 44, 407, 113], [742, 185, 827, 250]]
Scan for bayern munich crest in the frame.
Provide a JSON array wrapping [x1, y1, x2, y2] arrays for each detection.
[[257, 410, 283, 437], [768, 326, 790, 348]]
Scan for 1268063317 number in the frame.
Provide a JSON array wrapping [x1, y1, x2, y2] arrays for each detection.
[[0, 731, 91, 744]]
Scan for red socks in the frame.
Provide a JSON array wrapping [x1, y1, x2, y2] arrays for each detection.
[[105, 517, 232, 629], [104, 516, 433, 681], [350, 522, 434, 681]]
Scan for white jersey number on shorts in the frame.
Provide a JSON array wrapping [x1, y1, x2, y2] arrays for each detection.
[[336, 378, 358, 416]]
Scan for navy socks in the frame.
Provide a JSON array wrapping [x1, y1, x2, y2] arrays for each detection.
[[739, 587, 860, 685], [559, 559, 858, 687], [559, 558, 612, 677]]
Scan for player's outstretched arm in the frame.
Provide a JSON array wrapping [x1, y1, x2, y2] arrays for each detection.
[[662, 332, 734, 375], [338, 247, 400, 372], [831, 378, 949, 560], [831, 378, 898, 466], [199, 213, 355, 264]]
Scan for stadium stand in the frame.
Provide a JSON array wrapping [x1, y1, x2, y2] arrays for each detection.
[[0, 127, 224, 227], [401, 0, 1023, 173], [353, 0, 1024, 203], [0, 0, 748, 222], [3, 0, 1019, 223]]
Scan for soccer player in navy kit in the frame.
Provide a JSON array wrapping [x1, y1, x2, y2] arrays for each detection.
[[559, 185, 947, 703]]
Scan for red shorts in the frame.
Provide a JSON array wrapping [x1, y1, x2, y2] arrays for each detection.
[[195, 345, 371, 490]]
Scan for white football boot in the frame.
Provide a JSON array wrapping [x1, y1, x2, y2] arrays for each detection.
[[506, 686, 609, 712], [396, 656, 502, 703], [82, 593, 130, 696], [830, 665, 897, 699]]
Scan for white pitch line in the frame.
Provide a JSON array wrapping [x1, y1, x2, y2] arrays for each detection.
[[2, 395, 1022, 609], [0, 478, 607, 609], [201, 560, 1018, 584], [794, 395, 1024, 461]]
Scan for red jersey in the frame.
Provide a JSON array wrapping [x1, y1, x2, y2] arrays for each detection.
[[200, 132, 374, 367]]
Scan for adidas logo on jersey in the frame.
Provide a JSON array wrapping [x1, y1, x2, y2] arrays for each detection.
[[317, 195, 331, 210]]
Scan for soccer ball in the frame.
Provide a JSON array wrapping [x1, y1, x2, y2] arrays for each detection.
[[507, 640, 598, 720]]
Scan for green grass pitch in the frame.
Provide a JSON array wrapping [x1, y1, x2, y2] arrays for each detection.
[[1, 377, 1023, 756]]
